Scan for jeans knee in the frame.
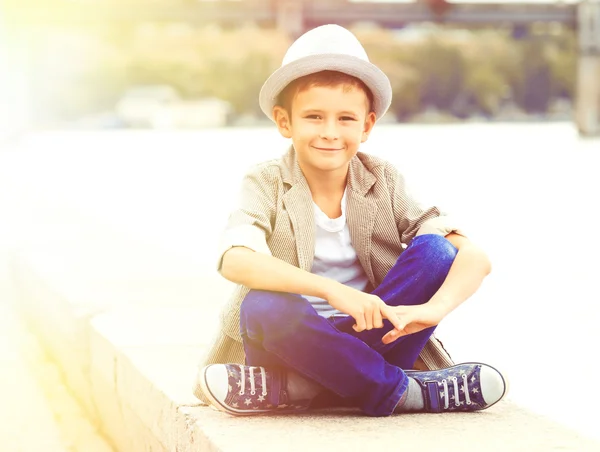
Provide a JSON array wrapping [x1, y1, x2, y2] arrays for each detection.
[[241, 290, 280, 323], [240, 290, 314, 322], [411, 234, 458, 275], [240, 290, 318, 338]]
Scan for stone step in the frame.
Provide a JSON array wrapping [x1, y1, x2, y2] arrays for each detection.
[[11, 245, 600, 451], [91, 307, 600, 452], [0, 274, 112, 452]]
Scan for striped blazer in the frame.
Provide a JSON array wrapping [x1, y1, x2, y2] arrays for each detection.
[[194, 146, 460, 402]]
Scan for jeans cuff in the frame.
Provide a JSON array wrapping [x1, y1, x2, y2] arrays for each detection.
[[381, 371, 409, 416]]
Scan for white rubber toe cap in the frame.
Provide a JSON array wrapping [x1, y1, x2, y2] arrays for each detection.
[[480, 365, 508, 406], [204, 364, 229, 403]]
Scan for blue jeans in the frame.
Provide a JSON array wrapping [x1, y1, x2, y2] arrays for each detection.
[[239, 234, 458, 417]]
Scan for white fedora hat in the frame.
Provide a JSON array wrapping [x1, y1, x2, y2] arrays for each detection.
[[259, 24, 392, 121]]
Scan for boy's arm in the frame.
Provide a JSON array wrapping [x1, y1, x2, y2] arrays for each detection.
[[382, 232, 492, 344], [222, 246, 334, 298], [381, 162, 492, 343], [222, 247, 402, 333], [219, 167, 401, 332], [427, 232, 491, 314], [216, 168, 276, 271]]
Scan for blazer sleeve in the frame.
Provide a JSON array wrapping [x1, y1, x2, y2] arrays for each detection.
[[384, 162, 465, 244], [216, 165, 277, 272]]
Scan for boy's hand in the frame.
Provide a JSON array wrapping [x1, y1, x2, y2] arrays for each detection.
[[381, 304, 448, 344], [325, 283, 402, 332]]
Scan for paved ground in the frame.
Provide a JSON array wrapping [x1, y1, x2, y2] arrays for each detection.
[[0, 299, 66, 451], [0, 260, 113, 451], [1, 124, 599, 447]]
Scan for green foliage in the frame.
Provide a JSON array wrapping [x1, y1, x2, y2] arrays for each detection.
[[355, 25, 576, 121], [30, 23, 577, 122]]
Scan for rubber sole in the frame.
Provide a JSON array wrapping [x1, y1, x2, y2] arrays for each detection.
[[405, 361, 509, 411], [200, 361, 509, 415], [198, 364, 277, 416]]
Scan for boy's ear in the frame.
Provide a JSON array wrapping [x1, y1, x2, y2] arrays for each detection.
[[361, 111, 377, 143], [273, 106, 292, 139]]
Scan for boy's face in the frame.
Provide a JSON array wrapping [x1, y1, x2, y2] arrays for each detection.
[[273, 84, 376, 178]]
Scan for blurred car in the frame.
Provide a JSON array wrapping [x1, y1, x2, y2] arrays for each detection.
[[115, 85, 181, 128], [151, 98, 233, 129]]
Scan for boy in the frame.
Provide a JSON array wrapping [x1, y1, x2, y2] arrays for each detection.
[[194, 24, 507, 416]]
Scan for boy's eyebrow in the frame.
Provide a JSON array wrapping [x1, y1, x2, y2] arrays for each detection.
[[299, 108, 360, 116]]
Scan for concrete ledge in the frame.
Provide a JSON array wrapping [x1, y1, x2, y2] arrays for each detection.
[[90, 308, 208, 451], [92, 307, 600, 452], [11, 241, 229, 424], [13, 248, 600, 451]]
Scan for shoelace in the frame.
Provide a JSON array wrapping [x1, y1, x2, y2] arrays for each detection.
[[440, 373, 472, 409], [238, 365, 268, 397]]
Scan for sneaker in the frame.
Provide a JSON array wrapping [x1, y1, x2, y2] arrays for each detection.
[[405, 362, 508, 412], [198, 363, 311, 416]]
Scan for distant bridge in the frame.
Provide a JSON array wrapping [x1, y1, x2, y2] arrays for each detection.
[[7, 0, 580, 29]]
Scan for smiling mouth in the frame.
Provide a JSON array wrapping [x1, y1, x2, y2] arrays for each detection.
[[312, 146, 343, 151]]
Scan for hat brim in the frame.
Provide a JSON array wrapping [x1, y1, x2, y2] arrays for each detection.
[[259, 54, 392, 122]]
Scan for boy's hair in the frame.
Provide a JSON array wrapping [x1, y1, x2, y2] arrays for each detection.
[[276, 70, 375, 118]]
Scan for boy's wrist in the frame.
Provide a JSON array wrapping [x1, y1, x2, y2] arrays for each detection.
[[426, 295, 456, 317], [316, 278, 342, 300]]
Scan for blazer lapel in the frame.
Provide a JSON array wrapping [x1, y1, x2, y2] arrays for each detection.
[[280, 149, 376, 277], [346, 156, 378, 286], [282, 151, 315, 272]]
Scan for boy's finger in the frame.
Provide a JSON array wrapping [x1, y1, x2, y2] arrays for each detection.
[[381, 331, 392, 344], [382, 328, 408, 344], [373, 308, 384, 329], [365, 307, 374, 330], [353, 315, 366, 332], [382, 306, 401, 330], [382, 330, 399, 344]]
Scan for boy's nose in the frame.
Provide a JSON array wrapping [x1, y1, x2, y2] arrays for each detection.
[[319, 120, 339, 141]]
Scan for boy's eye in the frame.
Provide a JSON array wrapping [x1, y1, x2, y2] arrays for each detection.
[[304, 114, 356, 121]]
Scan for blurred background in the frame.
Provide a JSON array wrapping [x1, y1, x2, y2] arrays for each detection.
[[0, 1, 599, 451], [0, 0, 595, 133]]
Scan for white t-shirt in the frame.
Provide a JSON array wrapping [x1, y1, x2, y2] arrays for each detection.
[[303, 189, 369, 318]]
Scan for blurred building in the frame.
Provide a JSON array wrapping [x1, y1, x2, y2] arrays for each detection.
[[115, 85, 232, 129], [0, 12, 31, 142]]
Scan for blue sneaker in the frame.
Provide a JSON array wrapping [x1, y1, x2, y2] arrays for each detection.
[[199, 363, 311, 415], [405, 362, 508, 412]]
